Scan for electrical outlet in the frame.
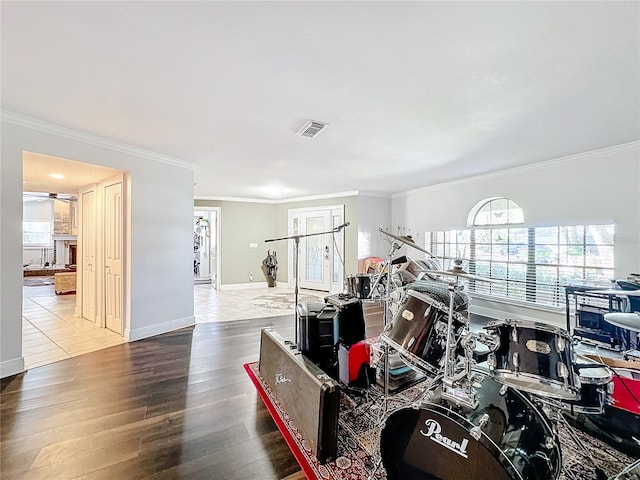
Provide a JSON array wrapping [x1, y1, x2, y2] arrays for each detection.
[[249, 272, 253, 281]]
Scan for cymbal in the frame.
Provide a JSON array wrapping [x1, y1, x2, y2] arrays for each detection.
[[603, 312, 640, 332], [422, 269, 500, 284], [378, 228, 433, 256], [584, 289, 640, 297]]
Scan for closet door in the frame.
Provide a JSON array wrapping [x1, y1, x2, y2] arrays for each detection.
[[79, 186, 97, 322], [104, 179, 123, 334]]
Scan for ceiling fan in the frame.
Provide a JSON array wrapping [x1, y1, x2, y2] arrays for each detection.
[[23, 192, 77, 203]]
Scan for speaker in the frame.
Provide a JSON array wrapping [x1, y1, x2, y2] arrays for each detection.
[[296, 302, 338, 372], [325, 294, 366, 347]]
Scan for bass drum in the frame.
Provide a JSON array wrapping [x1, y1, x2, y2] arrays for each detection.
[[381, 374, 561, 480]]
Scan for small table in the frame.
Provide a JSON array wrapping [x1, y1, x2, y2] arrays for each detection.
[[54, 272, 76, 294]]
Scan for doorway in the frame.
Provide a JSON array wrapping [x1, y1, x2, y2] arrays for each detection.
[[193, 208, 220, 289], [22, 152, 126, 368], [288, 205, 345, 293]]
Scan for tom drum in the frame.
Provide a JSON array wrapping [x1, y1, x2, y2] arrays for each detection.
[[484, 319, 580, 401]]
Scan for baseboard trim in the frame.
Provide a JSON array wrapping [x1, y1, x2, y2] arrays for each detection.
[[125, 315, 195, 342], [220, 282, 269, 290], [1, 356, 25, 379]]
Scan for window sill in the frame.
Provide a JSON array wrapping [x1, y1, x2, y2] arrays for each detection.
[[469, 291, 565, 315]]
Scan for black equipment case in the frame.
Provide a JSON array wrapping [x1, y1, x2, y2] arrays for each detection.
[[296, 302, 338, 371], [259, 327, 340, 463]]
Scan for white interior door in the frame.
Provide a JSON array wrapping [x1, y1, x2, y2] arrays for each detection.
[[299, 210, 332, 291], [104, 179, 123, 334], [80, 187, 97, 322]]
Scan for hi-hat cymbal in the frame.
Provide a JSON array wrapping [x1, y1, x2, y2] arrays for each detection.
[[378, 228, 433, 256], [422, 268, 500, 284], [603, 312, 640, 332]]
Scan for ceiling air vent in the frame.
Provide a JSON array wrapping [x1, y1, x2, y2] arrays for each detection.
[[298, 120, 328, 138]]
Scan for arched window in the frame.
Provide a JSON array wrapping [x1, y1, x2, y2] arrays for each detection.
[[467, 197, 524, 227]]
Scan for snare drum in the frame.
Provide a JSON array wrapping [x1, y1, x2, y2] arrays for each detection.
[[562, 358, 613, 414], [346, 274, 373, 299], [381, 290, 466, 375], [485, 319, 580, 401], [381, 373, 561, 480]]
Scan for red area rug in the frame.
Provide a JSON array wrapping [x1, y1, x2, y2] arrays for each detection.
[[244, 361, 386, 480], [245, 361, 639, 480]]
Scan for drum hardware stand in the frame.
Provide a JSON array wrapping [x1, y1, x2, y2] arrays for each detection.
[[265, 222, 350, 345], [610, 458, 640, 480], [553, 412, 607, 480], [441, 281, 479, 409]]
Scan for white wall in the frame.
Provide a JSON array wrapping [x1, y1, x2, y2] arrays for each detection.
[[1, 118, 196, 378], [357, 194, 392, 265], [392, 142, 640, 326]]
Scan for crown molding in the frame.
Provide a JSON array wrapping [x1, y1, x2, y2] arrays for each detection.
[[1, 110, 197, 171], [357, 191, 392, 199], [393, 141, 640, 198], [195, 190, 360, 204]]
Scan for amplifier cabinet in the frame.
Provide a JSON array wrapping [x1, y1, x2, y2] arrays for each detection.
[[296, 302, 338, 370], [325, 294, 366, 347], [259, 328, 340, 463]]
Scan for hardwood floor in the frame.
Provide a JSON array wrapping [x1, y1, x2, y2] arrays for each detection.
[[1, 303, 384, 480]]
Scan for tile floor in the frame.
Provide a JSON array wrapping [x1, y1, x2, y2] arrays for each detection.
[[22, 282, 126, 369], [22, 280, 322, 370]]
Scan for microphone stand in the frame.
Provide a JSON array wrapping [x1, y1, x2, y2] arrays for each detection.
[[265, 222, 349, 345]]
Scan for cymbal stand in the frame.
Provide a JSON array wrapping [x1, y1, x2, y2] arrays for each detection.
[[265, 222, 349, 345], [441, 280, 478, 409], [374, 240, 401, 409]]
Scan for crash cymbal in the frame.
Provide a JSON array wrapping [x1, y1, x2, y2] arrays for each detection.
[[378, 228, 433, 256], [603, 312, 640, 332], [421, 269, 500, 284], [584, 289, 640, 297]]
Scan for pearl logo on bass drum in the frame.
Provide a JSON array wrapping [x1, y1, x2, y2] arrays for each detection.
[[420, 419, 470, 458]]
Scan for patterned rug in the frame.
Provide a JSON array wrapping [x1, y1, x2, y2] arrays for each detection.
[[23, 276, 54, 286], [252, 293, 324, 310], [246, 361, 640, 480]]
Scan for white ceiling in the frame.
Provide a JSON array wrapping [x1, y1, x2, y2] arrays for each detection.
[[2, 2, 639, 200], [23, 151, 122, 194]]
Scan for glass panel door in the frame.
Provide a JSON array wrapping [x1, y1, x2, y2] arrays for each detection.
[[299, 210, 331, 291]]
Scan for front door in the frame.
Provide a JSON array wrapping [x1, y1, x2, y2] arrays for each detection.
[[298, 210, 332, 291]]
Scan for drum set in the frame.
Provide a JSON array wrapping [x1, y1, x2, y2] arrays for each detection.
[[370, 228, 624, 480]]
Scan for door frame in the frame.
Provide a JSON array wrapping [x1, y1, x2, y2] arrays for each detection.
[[287, 205, 345, 293], [193, 206, 221, 290]]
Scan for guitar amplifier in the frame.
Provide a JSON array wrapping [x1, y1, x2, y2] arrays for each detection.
[[324, 294, 366, 347], [297, 302, 338, 373], [259, 328, 340, 463]]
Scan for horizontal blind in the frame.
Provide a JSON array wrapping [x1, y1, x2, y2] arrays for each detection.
[[425, 225, 615, 308]]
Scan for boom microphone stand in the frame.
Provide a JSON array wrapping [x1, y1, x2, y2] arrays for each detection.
[[265, 221, 350, 344]]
